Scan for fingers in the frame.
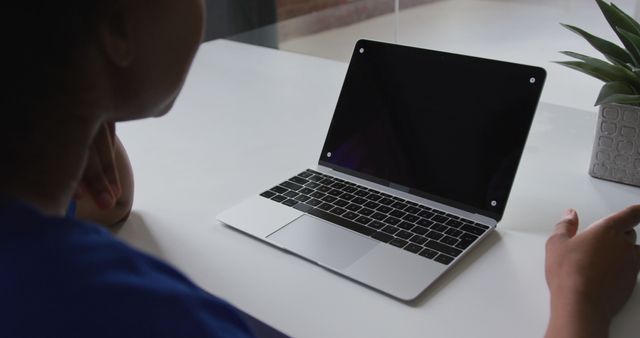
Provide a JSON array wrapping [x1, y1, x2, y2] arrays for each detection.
[[554, 209, 580, 238], [597, 205, 640, 232], [547, 209, 580, 250], [82, 144, 117, 209], [94, 123, 121, 196]]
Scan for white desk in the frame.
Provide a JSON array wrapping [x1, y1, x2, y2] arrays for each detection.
[[116, 39, 639, 338]]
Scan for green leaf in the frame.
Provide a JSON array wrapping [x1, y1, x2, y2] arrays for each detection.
[[558, 51, 640, 87], [595, 81, 638, 105], [555, 61, 612, 82], [611, 3, 640, 34], [560, 23, 632, 66], [596, 0, 640, 65], [617, 29, 640, 65]]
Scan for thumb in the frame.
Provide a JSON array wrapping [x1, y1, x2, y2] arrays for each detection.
[[552, 209, 580, 240]]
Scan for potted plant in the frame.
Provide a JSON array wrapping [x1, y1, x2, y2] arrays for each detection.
[[558, 0, 640, 187]]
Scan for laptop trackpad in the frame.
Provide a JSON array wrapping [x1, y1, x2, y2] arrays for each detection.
[[268, 215, 377, 270]]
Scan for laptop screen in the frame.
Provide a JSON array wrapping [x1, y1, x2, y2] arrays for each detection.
[[319, 40, 545, 220]]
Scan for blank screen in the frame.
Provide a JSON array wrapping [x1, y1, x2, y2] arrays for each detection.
[[320, 40, 545, 220]]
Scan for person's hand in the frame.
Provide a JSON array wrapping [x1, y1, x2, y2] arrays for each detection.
[[75, 122, 121, 209], [545, 205, 640, 338]]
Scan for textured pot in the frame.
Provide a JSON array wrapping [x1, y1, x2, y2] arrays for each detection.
[[589, 103, 640, 187]]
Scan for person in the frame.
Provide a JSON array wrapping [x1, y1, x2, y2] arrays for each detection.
[[0, 1, 637, 338], [545, 206, 640, 338]]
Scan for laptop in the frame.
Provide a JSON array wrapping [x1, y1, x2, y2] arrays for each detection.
[[218, 39, 546, 301]]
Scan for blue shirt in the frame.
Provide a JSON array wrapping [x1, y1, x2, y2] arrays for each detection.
[[0, 199, 254, 338]]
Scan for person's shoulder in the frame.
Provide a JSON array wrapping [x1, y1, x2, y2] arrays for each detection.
[[0, 200, 254, 338]]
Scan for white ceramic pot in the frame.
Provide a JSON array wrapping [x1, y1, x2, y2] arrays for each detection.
[[589, 103, 640, 187]]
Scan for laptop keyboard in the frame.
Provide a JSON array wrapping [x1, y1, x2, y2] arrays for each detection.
[[260, 169, 489, 265]]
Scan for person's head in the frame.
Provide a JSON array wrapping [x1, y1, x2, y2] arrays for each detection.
[[6, 0, 205, 128]]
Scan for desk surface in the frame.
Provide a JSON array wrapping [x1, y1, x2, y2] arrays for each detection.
[[116, 39, 639, 338]]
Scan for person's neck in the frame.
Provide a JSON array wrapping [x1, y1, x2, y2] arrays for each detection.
[[2, 110, 101, 217]]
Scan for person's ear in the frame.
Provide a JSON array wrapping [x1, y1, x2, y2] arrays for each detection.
[[98, 1, 134, 67]]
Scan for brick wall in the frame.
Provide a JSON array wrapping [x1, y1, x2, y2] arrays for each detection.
[[277, 0, 357, 21]]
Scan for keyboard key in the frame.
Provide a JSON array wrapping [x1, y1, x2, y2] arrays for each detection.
[[432, 215, 448, 223], [417, 210, 435, 219], [371, 212, 387, 221], [445, 228, 463, 237], [461, 224, 486, 236], [383, 216, 401, 226], [389, 210, 406, 218], [382, 225, 400, 235], [260, 191, 276, 199], [330, 207, 346, 216], [405, 201, 418, 207], [432, 209, 445, 215], [308, 175, 324, 182], [352, 197, 367, 205], [318, 178, 333, 185], [342, 186, 357, 193], [334, 199, 349, 207], [376, 205, 392, 213], [368, 220, 385, 230], [416, 218, 434, 228], [445, 214, 460, 220], [424, 240, 463, 257], [391, 196, 405, 202], [434, 254, 454, 265], [321, 195, 337, 203], [396, 230, 413, 240], [271, 195, 286, 203], [339, 193, 355, 201], [411, 226, 428, 235], [299, 187, 314, 195], [397, 221, 415, 231], [431, 223, 448, 233], [402, 214, 420, 223], [409, 235, 428, 245], [390, 238, 408, 248], [294, 195, 311, 202], [304, 182, 320, 189], [343, 211, 359, 220], [331, 182, 346, 189], [307, 208, 376, 237], [419, 248, 438, 259], [282, 199, 298, 207], [317, 186, 331, 193], [404, 243, 422, 254], [441, 236, 459, 246], [446, 219, 463, 228], [355, 216, 372, 225], [404, 206, 421, 215], [290, 176, 309, 185], [284, 191, 299, 198], [379, 197, 394, 206], [391, 202, 408, 210], [365, 193, 382, 201], [346, 203, 362, 212], [473, 222, 490, 230], [358, 208, 374, 216], [281, 181, 303, 191], [372, 231, 393, 243], [271, 186, 288, 194], [460, 233, 479, 242], [364, 201, 380, 209], [328, 189, 343, 196], [355, 189, 370, 197], [307, 199, 322, 207], [319, 203, 334, 211], [310, 191, 326, 199], [426, 231, 444, 241]]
